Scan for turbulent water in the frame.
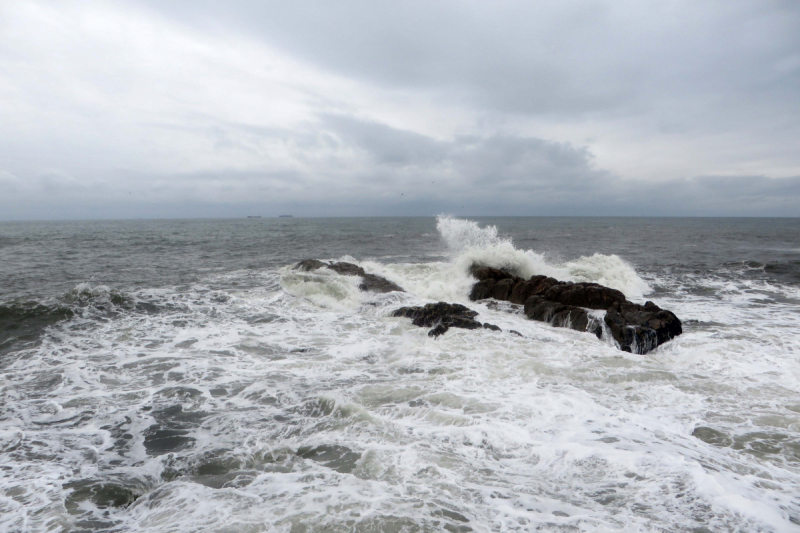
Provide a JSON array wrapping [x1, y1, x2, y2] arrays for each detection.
[[1, 216, 799, 533]]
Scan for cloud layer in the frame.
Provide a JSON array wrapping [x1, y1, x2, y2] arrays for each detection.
[[1, 0, 799, 218]]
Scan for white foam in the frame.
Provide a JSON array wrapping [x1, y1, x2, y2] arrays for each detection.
[[278, 264, 364, 310], [406, 216, 652, 300], [3, 223, 800, 532]]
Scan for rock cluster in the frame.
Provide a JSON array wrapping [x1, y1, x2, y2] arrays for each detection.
[[469, 266, 681, 353], [292, 259, 681, 353], [391, 302, 501, 337], [294, 259, 404, 293]]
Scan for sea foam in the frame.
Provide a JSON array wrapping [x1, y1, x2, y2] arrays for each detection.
[[439, 215, 652, 300]]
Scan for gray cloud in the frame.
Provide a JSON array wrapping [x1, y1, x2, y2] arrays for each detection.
[[0, 1, 799, 219], [138, 0, 800, 116], [3, 113, 798, 219]]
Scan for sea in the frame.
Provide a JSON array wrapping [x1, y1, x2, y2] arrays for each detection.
[[1, 215, 799, 533]]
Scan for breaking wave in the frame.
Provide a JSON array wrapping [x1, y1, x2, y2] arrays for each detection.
[[278, 217, 652, 311], [437, 215, 652, 300]]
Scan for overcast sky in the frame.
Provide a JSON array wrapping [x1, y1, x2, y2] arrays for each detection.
[[1, 0, 799, 219]]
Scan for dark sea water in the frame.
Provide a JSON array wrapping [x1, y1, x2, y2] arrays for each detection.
[[1, 216, 799, 532]]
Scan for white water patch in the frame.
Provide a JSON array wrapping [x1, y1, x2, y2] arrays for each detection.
[[3, 264, 800, 532], [437, 215, 511, 251], [563, 253, 653, 301], [279, 264, 364, 310], [6, 220, 800, 532]]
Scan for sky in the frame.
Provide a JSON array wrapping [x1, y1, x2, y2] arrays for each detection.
[[1, 0, 799, 219]]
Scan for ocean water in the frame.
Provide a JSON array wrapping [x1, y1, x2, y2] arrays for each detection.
[[1, 215, 799, 533]]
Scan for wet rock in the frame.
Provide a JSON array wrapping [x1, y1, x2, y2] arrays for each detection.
[[604, 301, 682, 353], [471, 268, 625, 309], [523, 296, 602, 338], [392, 302, 497, 337], [692, 426, 733, 447], [541, 281, 626, 309], [468, 267, 522, 301], [469, 263, 681, 353], [509, 275, 561, 304], [294, 259, 328, 272], [293, 259, 404, 293], [469, 266, 518, 282]]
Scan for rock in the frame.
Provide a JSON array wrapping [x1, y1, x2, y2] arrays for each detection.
[[392, 302, 479, 327], [294, 259, 328, 272], [358, 272, 405, 293], [541, 282, 626, 310], [603, 301, 682, 353], [468, 266, 522, 301], [509, 275, 560, 304], [523, 296, 602, 338], [293, 259, 404, 293], [468, 263, 681, 353], [391, 302, 499, 337], [470, 269, 625, 310], [326, 262, 365, 277], [469, 265, 518, 282], [469, 278, 496, 301], [692, 426, 733, 447]]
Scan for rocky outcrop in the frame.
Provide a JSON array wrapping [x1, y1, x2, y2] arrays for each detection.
[[294, 259, 404, 293], [391, 302, 500, 337], [469, 265, 681, 353], [603, 300, 682, 353], [523, 296, 602, 338]]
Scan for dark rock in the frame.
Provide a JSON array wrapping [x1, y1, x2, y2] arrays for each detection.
[[468, 263, 681, 353], [542, 282, 626, 310], [483, 322, 501, 332], [692, 426, 733, 447], [393, 302, 478, 327], [470, 269, 625, 310], [428, 323, 450, 337], [603, 301, 682, 354], [392, 302, 491, 337], [469, 265, 519, 282], [469, 278, 496, 301], [523, 297, 602, 338], [359, 272, 404, 293], [492, 278, 515, 301], [508, 275, 560, 304], [293, 259, 404, 293], [327, 262, 365, 277], [294, 259, 328, 272]]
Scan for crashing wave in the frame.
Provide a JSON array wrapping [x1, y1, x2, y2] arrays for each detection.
[[436, 215, 652, 301]]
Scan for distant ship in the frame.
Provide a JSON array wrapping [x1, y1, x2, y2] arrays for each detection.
[[278, 215, 293, 218], [247, 216, 261, 218]]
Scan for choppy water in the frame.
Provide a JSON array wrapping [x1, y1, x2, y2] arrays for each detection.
[[1, 216, 799, 532]]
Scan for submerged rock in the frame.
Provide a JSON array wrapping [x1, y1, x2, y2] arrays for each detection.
[[391, 302, 500, 337], [294, 259, 404, 293], [469, 264, 681, 353]]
